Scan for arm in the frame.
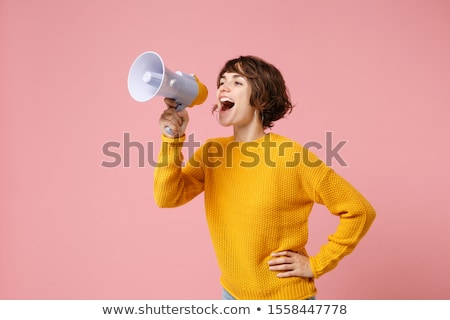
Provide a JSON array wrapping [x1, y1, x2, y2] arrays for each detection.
[[153, 99, 205, 208], [268, 146, 375, 279], [309, 168, 376, 278]]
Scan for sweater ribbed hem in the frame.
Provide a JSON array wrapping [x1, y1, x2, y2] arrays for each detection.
[[220, 277, 317, 300]]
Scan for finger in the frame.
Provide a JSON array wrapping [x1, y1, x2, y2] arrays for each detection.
[[268, 257, 293, 266], [159, 116, 180, 135], [177, 109, 189, 121], [167, 116, 182, 129], [162, 109, 183, 126], [164, 98, 178, 108], [271, 251, 289, 257], [160, 118, 180, 134], [161, 108, 184, 125], [160, 123, 177, 137], [269, 264, 294, 271], [177, 110, 189, 135], [276, 270, 299, 278]]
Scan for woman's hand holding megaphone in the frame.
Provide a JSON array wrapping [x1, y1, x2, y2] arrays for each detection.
[[159, 98, 189, 138]]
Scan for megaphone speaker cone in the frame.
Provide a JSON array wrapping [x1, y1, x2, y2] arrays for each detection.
[[127, 51, 165, 102], [128, 51, 208, 116]]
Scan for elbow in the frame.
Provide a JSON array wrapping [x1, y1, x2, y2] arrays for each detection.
[[367, 204, 377, 224], [153, 181, 178, 208], [154, 191, 182, 208], [362, 203, 377, 232], [154, 198, 170, 208], [371, 208, 377, 222], [154, 195, 176, 208]]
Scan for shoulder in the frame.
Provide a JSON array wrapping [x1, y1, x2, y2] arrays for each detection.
[[268, 133, 300, 145], [269, 132, 329, 172], [268, 133, 310, 154]]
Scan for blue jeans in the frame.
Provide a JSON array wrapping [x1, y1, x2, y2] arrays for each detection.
[[222, 288, 316, 300], [222, 288, 237, 300]]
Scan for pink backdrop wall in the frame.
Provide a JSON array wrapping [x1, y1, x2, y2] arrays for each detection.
[[1, 0, 449, 299]]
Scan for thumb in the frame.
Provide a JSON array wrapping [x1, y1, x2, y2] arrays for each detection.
[[177, 109, 189, 135]]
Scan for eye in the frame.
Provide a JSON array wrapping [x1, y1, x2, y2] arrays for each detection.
[[235, 81, 242, 85]]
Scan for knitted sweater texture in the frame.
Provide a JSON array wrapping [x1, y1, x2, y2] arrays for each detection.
[[154, 133, 376, 300]]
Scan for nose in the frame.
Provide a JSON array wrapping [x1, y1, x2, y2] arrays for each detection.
[[219, 82, 230, 92]]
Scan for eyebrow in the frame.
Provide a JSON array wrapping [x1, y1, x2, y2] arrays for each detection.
[[220, 74, 246, 80]]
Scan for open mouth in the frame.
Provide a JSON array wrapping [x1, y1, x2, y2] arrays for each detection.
[[220, 97, 235, 111]]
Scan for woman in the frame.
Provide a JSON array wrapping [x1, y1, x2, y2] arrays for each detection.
[[154, 55, 376, 300]]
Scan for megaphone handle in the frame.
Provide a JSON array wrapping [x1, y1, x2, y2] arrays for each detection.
[[165, 103, 186, 136], [175, 103, 186, 112]]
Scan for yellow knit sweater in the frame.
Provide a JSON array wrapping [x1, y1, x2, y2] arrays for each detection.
[[154, 133, 376, 300]]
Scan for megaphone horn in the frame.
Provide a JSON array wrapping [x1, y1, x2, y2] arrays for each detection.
[[127, 51, 208, 135]]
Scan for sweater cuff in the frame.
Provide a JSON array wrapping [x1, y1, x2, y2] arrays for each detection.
[[309, 256, 326, 279], [161, 134, 186, 144], [309, 256, 319, 279]]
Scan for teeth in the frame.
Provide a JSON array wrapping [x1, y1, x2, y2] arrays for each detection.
[[220, 97, 234, 103]]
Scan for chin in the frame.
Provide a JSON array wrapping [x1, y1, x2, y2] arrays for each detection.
[[218, 114, 233, 127], [218, 121, 233, 128]]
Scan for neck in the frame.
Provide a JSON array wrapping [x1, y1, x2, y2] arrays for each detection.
[[233, 123, 266, 142]]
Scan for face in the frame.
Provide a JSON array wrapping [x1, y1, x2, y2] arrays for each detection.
[[216, 72, 255, 128]]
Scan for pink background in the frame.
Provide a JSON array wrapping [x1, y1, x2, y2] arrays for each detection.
[[1, 0, 449, 299]]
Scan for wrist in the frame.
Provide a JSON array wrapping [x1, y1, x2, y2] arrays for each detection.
[[161, 133, 186, 143]]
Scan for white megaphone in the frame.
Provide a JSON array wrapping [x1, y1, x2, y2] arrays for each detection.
[[128, 51, 208, 135]]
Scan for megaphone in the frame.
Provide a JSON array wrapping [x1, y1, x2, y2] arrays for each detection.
[[128, 51, 208, 135]]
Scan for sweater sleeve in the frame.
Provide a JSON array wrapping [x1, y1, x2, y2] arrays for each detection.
[[309, 168, 376, 278], [153, 134, 205, 208]]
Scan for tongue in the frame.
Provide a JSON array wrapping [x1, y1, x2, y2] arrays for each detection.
[[222, 101, 235, 111]]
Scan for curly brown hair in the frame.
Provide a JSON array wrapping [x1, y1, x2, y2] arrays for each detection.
[[215, 55, 294, 129]]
